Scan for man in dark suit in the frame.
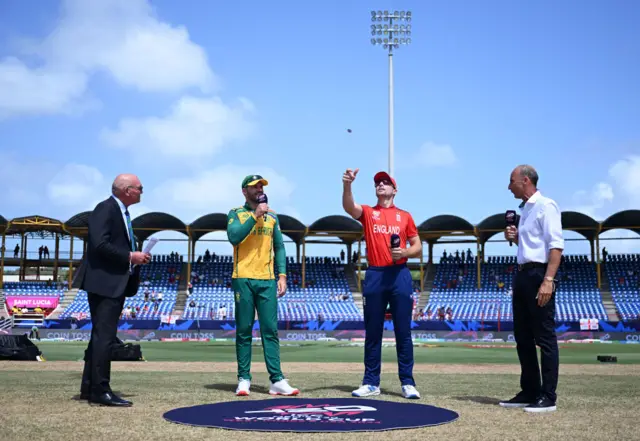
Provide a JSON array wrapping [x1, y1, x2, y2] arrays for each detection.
[[77, 173, 150, 406]]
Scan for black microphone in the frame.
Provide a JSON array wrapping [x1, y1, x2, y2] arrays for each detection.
[[390, 234, 401, 261], [258, 194, 268, 221], [505, 210, 517, 247]]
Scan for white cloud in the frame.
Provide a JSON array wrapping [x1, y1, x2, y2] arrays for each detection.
[[47, 163, 106, 209], [569, 182, 613, 219], [415, 142, 457, 167], [148, 165, 296, 223], [0, 153, 57, 209], [609, 155, 640, 207], [101, 96, 255, 161], [0, 0, 214, 118]]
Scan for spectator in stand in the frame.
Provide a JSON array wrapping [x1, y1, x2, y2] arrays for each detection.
[[14, 244, 19, 258]]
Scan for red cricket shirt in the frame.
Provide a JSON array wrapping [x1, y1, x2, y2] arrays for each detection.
[[358, 204, 419, 267]]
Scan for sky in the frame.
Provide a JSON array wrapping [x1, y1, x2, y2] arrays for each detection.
[[1, 0, 639, 263]]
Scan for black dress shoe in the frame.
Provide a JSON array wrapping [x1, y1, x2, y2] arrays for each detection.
[[90, 392, 133, 407], [80, 392, 90, 400], [110, 393, 133, 406]]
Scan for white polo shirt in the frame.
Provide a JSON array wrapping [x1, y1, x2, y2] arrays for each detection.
[[517, 191, 564, 265]]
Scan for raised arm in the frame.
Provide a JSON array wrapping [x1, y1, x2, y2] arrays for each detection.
[[342, 168, 363, 220], [226, 209, 257, 246]]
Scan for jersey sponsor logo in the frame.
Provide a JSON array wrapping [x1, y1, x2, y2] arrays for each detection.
[[373, 224, 400, 235], [396, 212, 401, 222], [251, 226, 273, 236]]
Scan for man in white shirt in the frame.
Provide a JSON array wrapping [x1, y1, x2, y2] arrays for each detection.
[[500, 165, 563, 413]]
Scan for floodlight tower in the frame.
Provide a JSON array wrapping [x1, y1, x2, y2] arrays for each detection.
[[370, 10, 412, 177]]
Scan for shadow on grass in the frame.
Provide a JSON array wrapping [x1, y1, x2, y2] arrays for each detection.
[[452, 395, 500, 405], [305, 384, 405, 398], [71, 390, 136, 403], [205, 383, 270, 394]]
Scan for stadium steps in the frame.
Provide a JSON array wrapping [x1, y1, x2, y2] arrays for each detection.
[[418, 263, 436, 311], [599, 268, 620, 322], [48, 288, 79, 319], [172, 289, 189, 315], [344, 264, 363, 312], [178, 262, 189, 291]]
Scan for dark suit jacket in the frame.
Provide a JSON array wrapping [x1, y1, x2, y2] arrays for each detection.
[[77, 196, 140, 298]]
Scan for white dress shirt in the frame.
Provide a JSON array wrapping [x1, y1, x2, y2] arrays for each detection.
[[517, 191, 564, 265]]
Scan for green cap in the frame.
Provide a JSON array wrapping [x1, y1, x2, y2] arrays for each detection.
[[241, 174, 269, 188]]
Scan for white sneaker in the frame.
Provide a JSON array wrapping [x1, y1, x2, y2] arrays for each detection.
[[352, 385, 381, 397], [269, 379, 300, 396], [236, 378, 250, 396], [402, 385, 420, 399]]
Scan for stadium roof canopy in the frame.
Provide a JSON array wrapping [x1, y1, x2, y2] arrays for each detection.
[[64, 211, 92, 238], [477, 211, 600, 243], [5, 209, 640, 244], [418, 215, 475, 242], [307, 215, 362, 243], [189, 213, 229, 242], [601, 210, 640, 236], [0, 214, 7, 234], [5, 215, 67, 238], [131, 212, 188, 242]]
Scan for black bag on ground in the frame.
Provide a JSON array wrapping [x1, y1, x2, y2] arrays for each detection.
[[110, 337, 144, 361], [0, 335, 43, 361]]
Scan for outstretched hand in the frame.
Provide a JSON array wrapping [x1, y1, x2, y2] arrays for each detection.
[[342, 168, 359, 184]]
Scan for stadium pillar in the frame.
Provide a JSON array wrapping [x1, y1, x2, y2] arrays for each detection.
[[357, 240, 362, 292], [428, 242, 433, 264], [296, 243, 300, 264], [20, 233, 26, 281], [53, 233, 59, 281], [476, 239, 482, 289], [67, 236, 74, 287], [419, 251, 424, 292], [301, 239, 306, 289], [0, 231, 5, 289], [590, 239, 595, 262], [186, 229, 192, 286], [595, 234, 601, 289]]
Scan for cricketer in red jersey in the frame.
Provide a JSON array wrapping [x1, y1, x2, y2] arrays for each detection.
[[342, 168, 422, 399]]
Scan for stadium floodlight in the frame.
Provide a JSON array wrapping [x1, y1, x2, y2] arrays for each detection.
[[369, 10, 412, 177]]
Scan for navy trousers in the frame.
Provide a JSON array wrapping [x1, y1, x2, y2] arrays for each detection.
[[362, 264, 415, 387], [513, 266, 559, 402]]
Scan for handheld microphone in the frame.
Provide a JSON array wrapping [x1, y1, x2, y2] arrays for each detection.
[[258, 194, 268, 221], [390, 234, 401, 261], [505, 210, 517, 247]]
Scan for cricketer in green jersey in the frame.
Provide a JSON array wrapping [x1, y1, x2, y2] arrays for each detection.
[[227, 174, 299, 396]]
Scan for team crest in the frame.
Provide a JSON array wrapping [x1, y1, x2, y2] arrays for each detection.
[[372, 210, 380, 220], [235, 292, 241, 302]]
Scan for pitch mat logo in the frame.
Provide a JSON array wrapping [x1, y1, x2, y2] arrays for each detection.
[[226, 403, 379, 424]]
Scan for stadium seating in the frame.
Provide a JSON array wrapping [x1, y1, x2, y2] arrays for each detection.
[[3, 281, 66, 297], [425, 255, 607, 321], [604, 254, 640, 322], [60, 260, 180, 319], [184, 256, 363, 321]]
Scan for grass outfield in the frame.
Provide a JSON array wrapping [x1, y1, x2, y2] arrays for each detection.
[[1, 341, 638, 440], [27, 340, 640, 364]]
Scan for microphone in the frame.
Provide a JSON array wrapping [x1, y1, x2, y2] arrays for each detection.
[[258, 194, 268, 221], [505, 210, 517, 247], [391, 234, 401, 261]]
